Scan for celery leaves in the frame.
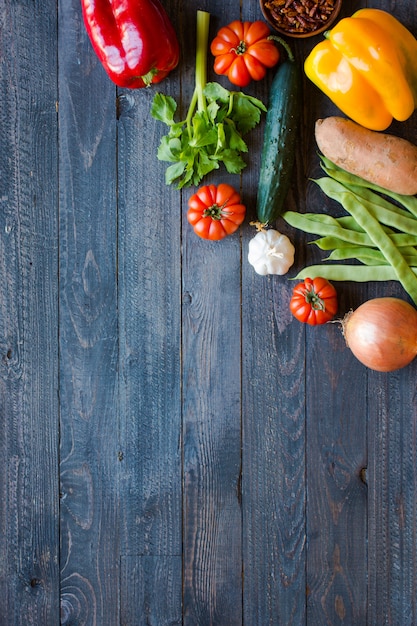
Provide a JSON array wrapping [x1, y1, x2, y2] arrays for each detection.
[[150, 10, 266, 189], [151, 85, 266, 189]]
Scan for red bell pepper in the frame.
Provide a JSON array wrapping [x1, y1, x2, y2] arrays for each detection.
[[81, 0, 180, 88]]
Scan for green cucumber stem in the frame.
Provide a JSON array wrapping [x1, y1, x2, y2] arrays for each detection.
[[268, 35, 295, 62]]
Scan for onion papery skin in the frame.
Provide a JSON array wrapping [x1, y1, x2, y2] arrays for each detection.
[[342, 297, 417, 372]]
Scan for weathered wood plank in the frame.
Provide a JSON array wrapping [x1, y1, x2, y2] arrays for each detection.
[[0, 0, 60, 623], [120, 556, 182, 625], [299, 13, 370, 613], [304, 333, 368, 624], [58, 1, 120, 624], [116, 2, 183, 621], [367, 364, 417, 626], [366, 5, 417, 619], [240, 31, 307, 624], [242, 272, 307, 625], [180, 2, 243, 623], [3, 0, 417, 624]]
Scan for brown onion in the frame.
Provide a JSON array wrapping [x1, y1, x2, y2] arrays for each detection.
[[342, 297, 417, 372]]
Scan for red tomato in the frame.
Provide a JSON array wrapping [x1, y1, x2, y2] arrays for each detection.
[[210, 20, 280, 87], [187, 183, 246, 241], [289, 277, 338, 325]]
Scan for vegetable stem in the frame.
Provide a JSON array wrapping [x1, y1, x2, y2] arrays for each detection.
[[195, 10, 210, 112], [185, 91, 198, 135], [185, 10, 210, 137], [151, 10, 266, 188], [268, 35, 295, 62]]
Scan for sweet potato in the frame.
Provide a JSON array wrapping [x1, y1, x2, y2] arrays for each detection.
[[315, 116, 417, 196]]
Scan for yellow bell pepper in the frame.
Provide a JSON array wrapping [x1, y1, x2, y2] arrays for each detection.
[[304, 9, 417, 131], [354, 8, 417, 104]]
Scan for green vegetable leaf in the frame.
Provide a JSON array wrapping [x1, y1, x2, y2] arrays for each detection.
[[206, 100, 221, 122], [157, 136, 182, 162], [189, 112, 217, 148], [204, 82, 230, 103], [196, 151, 219, 179], [218, 149, 247, 174], [225, 123, 248, 153], [165, 161, 187, 186], [150, 10, 266, 188], [215, 123, 226, 151], [167, 122, 185, 139], [231, 93, 266, 135], [151, 93, 177, 125]]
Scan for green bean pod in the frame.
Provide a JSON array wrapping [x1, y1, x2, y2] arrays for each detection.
[[294, 264, 417, 283], [313, 180, 417, 304], [282, 211, 377, 246], [320, 155, 417, 218], [315, 178, 417, 235]]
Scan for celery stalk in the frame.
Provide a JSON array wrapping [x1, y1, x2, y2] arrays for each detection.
[[185, 10, 210, 134], [151, 10, 266, 188]]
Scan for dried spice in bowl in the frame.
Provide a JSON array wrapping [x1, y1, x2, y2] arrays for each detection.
[[261, 0, 341, 37]]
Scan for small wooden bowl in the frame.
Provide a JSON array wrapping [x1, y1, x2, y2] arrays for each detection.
[[259, 0, 343, 38]]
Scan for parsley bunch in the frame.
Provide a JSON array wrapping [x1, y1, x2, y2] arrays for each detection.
[[151, 10, 267, 189]]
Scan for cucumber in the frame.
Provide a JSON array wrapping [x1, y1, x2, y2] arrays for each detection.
[[256, 47, 301, 226]]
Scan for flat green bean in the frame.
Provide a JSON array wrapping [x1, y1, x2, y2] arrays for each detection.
[[355, 257, 389, 267], [385, 233, 417, 247], [337, 179, 412, 220], [307, 231, 417, 251], [300, 212, 343, 227], [324, 247, 417, 267], [383, 191, 417, 218], [327, 252, 385, 266], [336, 216, 395, 235], [320, 155, 417, 218], [313, 236, 357, 251], [324, 247, 387, 263], [313, 181, 417, 304], [321, 162, 413, 220], [315, 178, 417, 236], [393, 255, 417, 266], [282, 211, 378, 246], [336, 216, 367, 232], [294, 264, 417, 283]]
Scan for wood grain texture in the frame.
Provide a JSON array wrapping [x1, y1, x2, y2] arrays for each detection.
[[58, 1, 120, 624], [0, 0, 60, 623], [120, 556, 182, 625], [364, 4, 417, 624], [2, 0, 417, 623], [298, 7, 370, 615], [179, 3, 245, 625], [305, 333, 368, 625], [367, 365, 417, 626], [117, 86, 182, 556], [116, 4, 183, 622], [240, 5, 307, 621]]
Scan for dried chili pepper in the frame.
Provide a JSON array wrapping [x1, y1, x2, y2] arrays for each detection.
[[81, 0, 180, 88]]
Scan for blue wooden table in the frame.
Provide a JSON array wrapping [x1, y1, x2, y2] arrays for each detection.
[[1, 0, 417, 624]]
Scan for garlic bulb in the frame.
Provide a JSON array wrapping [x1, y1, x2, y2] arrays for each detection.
[[248, 228, 295, 276]]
